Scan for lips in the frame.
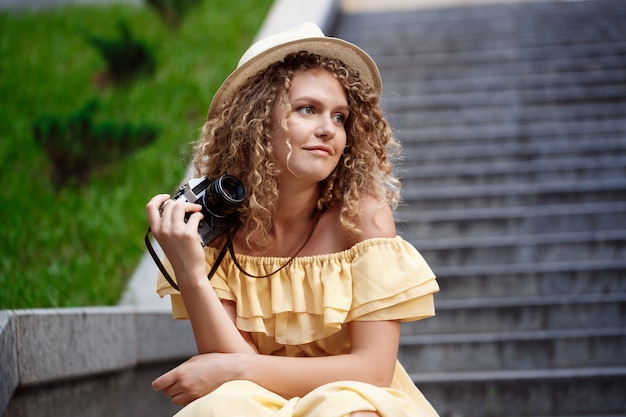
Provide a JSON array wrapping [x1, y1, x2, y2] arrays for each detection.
[[304, 145, 333, 156]]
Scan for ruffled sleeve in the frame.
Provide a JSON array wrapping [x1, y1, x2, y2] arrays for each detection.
[[156, 236, 438, 345], [347, 238, 439, 322], [154, 256, 186, 320]]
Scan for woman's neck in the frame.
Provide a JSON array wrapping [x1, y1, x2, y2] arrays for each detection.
[[229, 184, 321, 257], [268, 186, 320, 251], [273, 181, 319, 222]]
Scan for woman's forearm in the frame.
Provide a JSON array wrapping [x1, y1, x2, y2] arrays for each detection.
[[233, 351, 392, 399], [178, 275, 256, 355], [233, 321, 400, 398]]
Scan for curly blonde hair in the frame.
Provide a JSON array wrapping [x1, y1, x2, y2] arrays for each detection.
[[193, 52, 402, 248]]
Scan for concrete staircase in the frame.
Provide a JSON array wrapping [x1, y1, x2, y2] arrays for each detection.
[[333, 1, 626, 416]]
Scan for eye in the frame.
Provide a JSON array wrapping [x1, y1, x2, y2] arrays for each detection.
[[297, 105, 314, 115], [332, 113, 347, 124]]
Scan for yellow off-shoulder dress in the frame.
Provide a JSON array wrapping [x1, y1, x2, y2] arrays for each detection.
[[156, 236, 440, 417]]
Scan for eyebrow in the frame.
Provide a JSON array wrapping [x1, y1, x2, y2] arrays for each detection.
[[334, 104, 351, 114], [292, 95, 350, 113]]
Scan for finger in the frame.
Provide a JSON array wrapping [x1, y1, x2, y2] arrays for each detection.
[[171, 392, 192, 406], [183, 202, 204, 214], [146, 194, 171, 226], [162, 383, 184, 399], [162, 202, 202, 234], [160, 200, 202, 219], [151, 369, 177, 391], [184, 211, 205, 231]]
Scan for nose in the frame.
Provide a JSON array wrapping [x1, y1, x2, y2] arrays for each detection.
[[315, 114, 336, 140]]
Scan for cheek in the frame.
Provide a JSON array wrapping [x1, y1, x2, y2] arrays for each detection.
[[338, 131, 348, 154]]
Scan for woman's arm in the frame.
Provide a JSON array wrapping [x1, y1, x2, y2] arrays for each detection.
[[178, 279, 258, 354], [146, 194, 255, 354], [153, 319, 401, 405], [241, 320, 401, 397]]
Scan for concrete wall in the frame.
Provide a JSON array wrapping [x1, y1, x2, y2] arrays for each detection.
[[0, 308, 196, 413]]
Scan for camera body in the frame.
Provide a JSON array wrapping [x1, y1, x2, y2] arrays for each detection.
[[172, 175, 246, 246]]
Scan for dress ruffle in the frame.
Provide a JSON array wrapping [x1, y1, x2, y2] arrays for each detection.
[[157, 236, 438, 347]]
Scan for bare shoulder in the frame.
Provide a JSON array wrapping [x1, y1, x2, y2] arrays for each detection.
[[356, 195, 396, 240], [307, 196, 396, 255]]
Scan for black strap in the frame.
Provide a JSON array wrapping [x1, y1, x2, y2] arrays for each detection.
[[144, 227, 229, 291], [224, 210, 320, 279], [225, 233, 296, 279], [144, 210, 320, 289], [145, 228, 179, 290]]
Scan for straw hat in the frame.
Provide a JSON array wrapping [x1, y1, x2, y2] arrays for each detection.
[[207, 22, 382, 120]]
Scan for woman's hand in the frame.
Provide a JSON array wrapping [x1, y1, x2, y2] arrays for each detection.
[[152, 353, 242, 406], [146, 194, 206, 288]]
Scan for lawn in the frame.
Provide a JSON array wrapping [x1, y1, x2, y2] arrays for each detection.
[[0, 0, 273, 308]]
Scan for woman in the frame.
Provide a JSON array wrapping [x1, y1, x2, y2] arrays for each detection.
[[146, 22, 440, 417]]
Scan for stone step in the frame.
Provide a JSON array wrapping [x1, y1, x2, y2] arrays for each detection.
[[388, 91, 626, 124], [339, 2, 626, 42], [399, 155, 626, 189], [2, 361, 182, 417], [347, 15, 620, 42], [390, 103, 626, 132], [369, 21, 626, 50], [401, 177, 626, 210], [374, 40, 626, 74], [354, 24, 626, 61], [381, 67, 626, 98], [411, 228, 626, 252], [401, 148, 626, 175], [429, 258, 626, 300], [401, 292, 626, 336], [414, 367, 626, 417], [373, 27, 626, 57], [412, 229, 626, 265], [396, 201, 626, 239], [397, 327, 626, 373], [398, 120, 626, 147], [380, 52, 626, 81]]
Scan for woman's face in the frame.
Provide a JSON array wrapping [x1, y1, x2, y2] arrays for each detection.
[[271, 68, 349, 185]]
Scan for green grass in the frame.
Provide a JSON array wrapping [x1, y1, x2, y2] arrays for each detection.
[[0, 0, 273, 309]]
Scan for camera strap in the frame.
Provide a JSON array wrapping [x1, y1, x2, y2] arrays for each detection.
[[224, 210, 320, 279], [144, 227, 231, 292], [144, 209, 320, 290]]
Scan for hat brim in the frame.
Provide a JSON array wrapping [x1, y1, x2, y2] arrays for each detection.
[[207, 36, 382, 120]]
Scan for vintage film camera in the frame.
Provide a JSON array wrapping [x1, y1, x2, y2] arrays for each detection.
[[145, 175, 245, 289], [171, 175, 246, 246]]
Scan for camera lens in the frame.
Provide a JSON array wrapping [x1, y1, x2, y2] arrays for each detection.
[[202, 174, 246, 217]]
